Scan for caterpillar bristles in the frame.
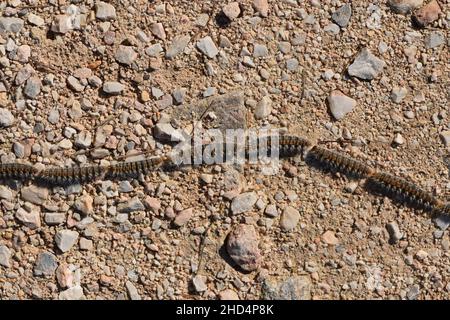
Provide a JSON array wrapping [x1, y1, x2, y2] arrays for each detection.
[[278, 135, 313, 158], [106, 156, 166, 179], [306, 145, 375, 178], [36, 165, 107, 186], [366, 171, 439, 212], [0, 163, 37, 181]]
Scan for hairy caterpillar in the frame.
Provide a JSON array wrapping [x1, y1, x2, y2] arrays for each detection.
[[36, 165, 108, 185], [0, 163, 37, 181], [106, 156, 168, 179]]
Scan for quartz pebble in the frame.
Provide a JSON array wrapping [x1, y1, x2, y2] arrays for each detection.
[[223, 2, 241, 20], [196, 36, 219, 58], [280, 206, 300, 232], [55, 230, 79, 253], [347, 48, 385, 80], [0, 108, 14, 127], [327, 90, 356, 120], [226, 224, 262, 271], [391, 86, 408, 103]]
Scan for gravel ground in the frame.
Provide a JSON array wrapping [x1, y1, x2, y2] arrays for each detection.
[[0, 0, 449, 300]]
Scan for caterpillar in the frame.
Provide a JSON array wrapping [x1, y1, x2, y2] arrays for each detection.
[[0, 163, 38, 181], [36, 165, 108, 186], [106, 156, 168, 179]]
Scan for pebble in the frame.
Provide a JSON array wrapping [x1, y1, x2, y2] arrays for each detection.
[[347, 48, 385, 80], [0, 186, 13, 201], [44, 212, 66, 226], [117, 197, 145, 213], [324, 23, 340, 34], [393, 133, 405, 145], [151, 23, 166, 40], [59, 286, 84, 300], [79, 237, 93, 251], [203, 87, 216, 97], [322, 230, 339, 245], [103, 81, 125, 94], [196, 36, 219, 59], [51, 15, 73, 34], [388, 0, 423, 14], [34, 252, 58, 277], [434, 214, 450, 230], [0, 17, 24, 33], [173, 208, 193, 227], [439, 131, 450, 147], [67, 76, 85, 92], [424, 31, 444, 49], [386, 222, 403, 243], [74, 194, 94, 215], [407, 284, 420, 300], [56, 264, 73, 288], [172, 87, 187, 104], [223, 2, 241, 20], [253, 0, 269, 17], [48, 108, 60, 124], [27, 13, 45, 27], [327, 90, 356, 120], [218, 289, 239, 300], [254, 96, 272, 119], [226, 224, 262, 271], [412, 0, 441, 27], [96, 1, 117, 21], [126, 281, 142, 300], [231, 192, 258, 214], [15, 45, 31, 63], [166, 35, 190, 59], [75, 131, 92, 148], [145, 43, 163, 57], [115, 45, 137, 65], [55, 230, 79, 253], [242, 56, 255, 68], [280, 206, 300, 232], [21, 185, 48, 205], [332, 4, 352, 28], [118, 181, 133, 193], [253, 44, 269, 58], [261, 276, 311, 300], [0, 108, 14, 127], [24, 77, 42, 98], [154, 123, 183, 142], [391, 86, 408, 103], [286, 58, 299, 71], [0, 245, 11, 268], [192, 275, 208, 292], [265, 204, 278, 218], [13, 142, 26, 158]]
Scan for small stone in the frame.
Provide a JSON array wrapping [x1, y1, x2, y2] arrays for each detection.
[[0, 108, 14, 127], [412, 0, 441, 27], [48, 108, 60, 124], [242, 56, 255, 68], [347, 48, 385, 80], [51, 15, 72, 34], [253, 44, 268, 58], [322, 230, 339, 245], [219, 35, 232, 48], [15, 45, 31, 63], [119, 181, 133, 193], [280, 206, 300, 232], [67, 76, 85, 92], [254, 96, 272, 119], [223, 2, 241, 20], [27, 13, 45, 26], [386, 222, 403, 243], [44, 212, 66, 226], [173, 208, 193, 227], [265, 204, 278, 218], [0, 17, 24, 33], [218, 289, 239, 300], [75, 131, 92, 148], [0, 245, 11, 268], [424, 31, 445, 49], [172, 87, 187, 104], [439, 131, 450, 147], [115, 45, 137, 65], [332, 4, 352, 27], [0, 186, 13, 201], [21, 185, 48, 205], [415, 250, 428, 260], [103, 81, 125, 94], [393, 133, 405, 145], [286, 58, 299, 71], [145, 43, 163, 57], [226, 224, 262, 271], [391, 86, 408, 103], [388, 0, 423, 14], [56, 264, 73, 288], [74, 194, 94, 215], [192, 275, 208, 292], [196, 13, 210, 27], [24, 77, 41, 98], [96, 1, 117, 21], [434, 214, 450, 230], [166, 35, 190, 59], [125, 281, 141, 300], [34, 252, 58, 277], [196, 36, 219, 59], [203, 87, 216, 97], [59, 286, 84, 300], [79, 237, 93, 251], [406, 284, 420, 300], [151, 23, 166, 40], [324, 23, 340, 34], [117, 197, 145, 213], [154, 123, 183, 142], [327, 90, 356, 120], [253, 0, 269, 17], [55, 230, 79, 253], [231, 192, 258, 214], [262, 276, 311, 300]]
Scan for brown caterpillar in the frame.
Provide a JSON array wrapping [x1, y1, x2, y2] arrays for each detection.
[[36, 165, 108, 185], [106, 156, 168, 179], [0, 163, 37, 181], [278, 135, 313, 158], [307, 145, 375, 178]]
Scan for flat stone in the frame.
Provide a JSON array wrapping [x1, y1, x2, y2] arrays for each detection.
[[0, 108, 14, 127], [96, 1, 117, 21], [223, 2, 241, 20], [386, 221, 403, 244], [21, 185, 48, 205], [74, 194, 94, 215], [115, 45, 137, 65], [231, 192, 258, 214], [44, 212, 66, 226], [280, 206, 300, 232], [286, 58, 299, 71], [218, 289, 239, 300], [412, 0, 441, 27], [51, 15, 73, 34], [117, 197, 145, 213], [166, 35, 190, 59], [0, 17, 24, 33], [424, 31, 445, 49], [255, 96, 272, 119], [262, 275, 311, 300], [328, 90, 356, 120], [34, 252, 58, 277], [14, 45, 31, 63], [332, 3, 352, 27], [391, 86, 408, 103], [192, 275, 208, 292], [24, 77, 42, 98], [103, 81, 125, 94], [196, 36, 219, 58], [322, 230, 339, 245], [59, 286, 84, 300], [388, 0, 423, 14], [439, 131, 450, 147], [145, 43, 163, 57], [0, 245, 11, 268], [151, 22, 166, 40], [55, 230, 79, 253], [67, 76, 85, 92], [28, 13, 45, 26], [172, 87, 187, 104], [253, 44, 269, 57], [0, 186, 13, 201], [48, 108, 60, 124], [173, 208, 193, 227], [125, 281, 141, 300], [75, 131, 92, 148], [79, 237, 93, 251], [347, 48, 385, 80], [253, 0, 269, 17], [226, 224, 261, 271], [154, 123, 183, 142]]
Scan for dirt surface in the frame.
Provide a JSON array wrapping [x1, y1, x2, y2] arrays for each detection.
[[0, 0, 449, 300]]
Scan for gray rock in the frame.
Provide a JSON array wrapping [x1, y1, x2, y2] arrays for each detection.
[[253, 44, 269, 57], [51, 15, 73, 34], [117, 197, 145, 213], [391, 86, 408, 103], [24, 77, 42, 99], [44, 212, 66, 226], [242, 56, 255, 68], [231, 192, 258, 214], [21, 185, 48, 205], [280, 206, 300, 232], [75, 131, 92, 148], [103, 81, 125, 94], [154, 123, 184, 142], [253, 0, 269, 17], [67, 76, 85, 92], [96, 1, 117, 21], [27, 13, 45, 26], [332, 4, 352, 27], [407, 284, 420, 300], [0, 185, 13, 201], [59, 286, 84, 300], [327, 90, 356, 120], [424, 32, 445, 49], [0, 108, 14, 127], [324, 23, 340, 34], [262, 276, 311, 300], [347, 48, 385, 80], [55, 230, 79, 253], [145, 43, 163, 57], [115, 45, 137, 65], [196, 36, 219, 58], [203, 87, 216, 97], [14, 45, 31, 63], [434, 214, 450, 230], [286, 58, 299, 71], [166, 35, 191, 59], [226, 224, 262, 271], [388, 0, 423, 14], [119, 181, 133, 193], [125, 281, 141, 300], [13, 142, 26, 158], [223, 2, 241, 20], [0, 245, 11, 268], [265, 204, 278, 218], [34, 252, 58, 277], [48, 108, 60, 124], [172, 87, 187, 104], [386, 222, 403, 243], [255, 96, 272, 119], [173, 208, 193, 227], [192, 275, 208, 292], [151, 22, 166, 40], [0, 17, 24, 33]]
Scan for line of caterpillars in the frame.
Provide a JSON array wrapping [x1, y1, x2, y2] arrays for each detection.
[[0, 134, 449, 216]]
